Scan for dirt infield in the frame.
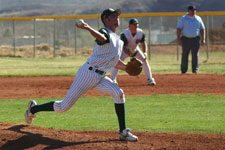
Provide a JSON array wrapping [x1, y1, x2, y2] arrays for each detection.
[[0, 74, 225, 99], [0, 74, 225, 149], [1, 123, 225, 150]]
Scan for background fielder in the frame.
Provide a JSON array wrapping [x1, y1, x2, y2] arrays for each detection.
[[25, 8, 138, 142], [111, 18, 156, 85]]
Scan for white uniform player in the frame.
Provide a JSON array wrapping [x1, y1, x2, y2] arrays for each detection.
[[111, 18, 156, 85], [25, 8, 138, 142]]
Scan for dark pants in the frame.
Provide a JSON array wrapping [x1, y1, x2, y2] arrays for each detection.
[[181, 36, 200, 73]]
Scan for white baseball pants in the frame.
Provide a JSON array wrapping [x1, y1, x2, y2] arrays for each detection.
[[54, 62, 125, 112]]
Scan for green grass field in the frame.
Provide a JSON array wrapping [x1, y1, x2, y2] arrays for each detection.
[[1, 95, 225, 133], [0, 51, 224, 76], [0, 52, 224, 134]]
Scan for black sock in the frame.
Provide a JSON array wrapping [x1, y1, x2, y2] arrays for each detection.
[[30, 101, 54, 114], [115, 103, 126, 132]]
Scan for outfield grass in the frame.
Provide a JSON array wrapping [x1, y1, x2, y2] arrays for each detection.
[[0, 57, 86, 76], [1, 94, 225, 133], [0, 51, 224, 76]]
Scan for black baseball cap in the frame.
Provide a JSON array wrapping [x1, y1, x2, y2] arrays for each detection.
[[129, 18, 139, 25], [188, 5, 196, 11], [101, 8, 121, 23]]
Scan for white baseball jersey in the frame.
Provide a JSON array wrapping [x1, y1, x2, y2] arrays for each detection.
[[54, 27, 125, 112], [87, 28, 123, 72], [111, 27, 153, 82], [122, 28, 144, 53]]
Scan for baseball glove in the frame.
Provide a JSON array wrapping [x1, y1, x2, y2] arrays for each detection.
[[125, 58, 143, 76]]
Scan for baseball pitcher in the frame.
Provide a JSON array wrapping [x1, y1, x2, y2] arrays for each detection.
[[25, 8, 138, 142]]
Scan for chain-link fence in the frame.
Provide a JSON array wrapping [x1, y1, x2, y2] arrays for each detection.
[[0, 12, 225, 59]]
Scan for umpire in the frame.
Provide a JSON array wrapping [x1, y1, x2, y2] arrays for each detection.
[[177, 5, 205, 74]]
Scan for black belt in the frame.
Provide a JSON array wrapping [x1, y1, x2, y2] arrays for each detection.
[[182, 36, 200, 39], [88, 66, 105, 75]]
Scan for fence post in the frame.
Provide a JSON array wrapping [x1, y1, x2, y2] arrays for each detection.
[[176, 16, 179, 61], [12, 20, 16, 56], [206, 15, 209, 59], [74, 19, 77, 55], [160, 16, 163, 44], [53, 19, 56, 58], [148, 17, 151, 60], [33, 19, 36, 58]]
